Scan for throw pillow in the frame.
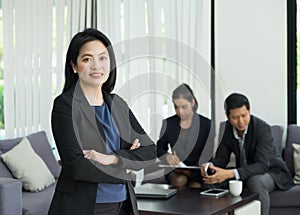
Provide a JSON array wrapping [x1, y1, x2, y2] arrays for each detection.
[[0, 151, 14, 178], [27, 131, 61, 178], [292, 143, 300, 184], [0, 137, 55, 192]]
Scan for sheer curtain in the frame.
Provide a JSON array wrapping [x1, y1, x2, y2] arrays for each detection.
[[97, 0, 212, 141], [2, 0, 53, 138], [2, 0, 211, 145]]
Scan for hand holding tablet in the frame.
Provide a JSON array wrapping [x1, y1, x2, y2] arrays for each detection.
[[204, 162, 216, 176]]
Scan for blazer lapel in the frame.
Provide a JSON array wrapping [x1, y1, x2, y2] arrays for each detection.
[[244, 118, 254, 161], [186, 113, 200, 157], [103, 92, 132, 149], [72, 82, 106, 151]]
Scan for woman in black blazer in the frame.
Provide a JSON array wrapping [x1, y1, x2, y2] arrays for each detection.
[[157, 84, 212, 188], [48, 28, 156, 215]]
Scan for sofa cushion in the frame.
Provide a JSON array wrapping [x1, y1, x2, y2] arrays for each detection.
[[0, 137, 21, 151], [284, 125, 300, 176], [293, 144, 300, 184], [22, 182, 56, 215], [270, 185, 300, 207], [0, 131, 60, 178], [0, 178, 22, 215], [0, 151, 13, 178], [1, 137, 55, 192], [271, 125, 284, 152]]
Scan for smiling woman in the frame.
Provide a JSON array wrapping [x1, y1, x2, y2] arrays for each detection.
[[71, 40, 110, 105], [48, 28, 156, 215]]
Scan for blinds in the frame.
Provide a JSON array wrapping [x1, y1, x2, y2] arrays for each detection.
[[2, 0, 211, 143], [3, 0, 53, 138]]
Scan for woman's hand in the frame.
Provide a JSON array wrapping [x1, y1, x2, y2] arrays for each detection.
[[130, 139, 140, 150], [166, 150, 181, 166], [83, 139, 140, 168], [83, 150, 118, 165]]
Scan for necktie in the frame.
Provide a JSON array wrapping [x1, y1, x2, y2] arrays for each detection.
[[239, 140, 247, 167]]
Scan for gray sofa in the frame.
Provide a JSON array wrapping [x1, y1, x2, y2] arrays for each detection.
[[270, 124, 300, 215], [0, 131, 61, 215], [143, 124, 300, 215]]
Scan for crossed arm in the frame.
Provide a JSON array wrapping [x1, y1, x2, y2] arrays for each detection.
[[82, 139, 141, 165]]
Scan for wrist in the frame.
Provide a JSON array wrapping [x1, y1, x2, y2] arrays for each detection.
[[228, 169, 235, 179], [110, 155, 118, 165]]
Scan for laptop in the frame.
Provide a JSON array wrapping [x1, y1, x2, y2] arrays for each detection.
[[134, 183, 177, 199]]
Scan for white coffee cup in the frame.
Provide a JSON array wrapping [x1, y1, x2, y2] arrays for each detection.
[[229, 180, 243, 196]]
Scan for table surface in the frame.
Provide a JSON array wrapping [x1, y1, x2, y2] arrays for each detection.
[[137, 187, 258, 215]]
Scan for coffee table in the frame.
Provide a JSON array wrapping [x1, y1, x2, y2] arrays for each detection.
[[137, 187, 259, 215]]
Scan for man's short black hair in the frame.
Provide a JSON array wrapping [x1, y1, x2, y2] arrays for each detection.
[[224, 93, 250, 116]]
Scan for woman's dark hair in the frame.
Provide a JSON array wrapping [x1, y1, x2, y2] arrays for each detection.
[[172, 83, 198, 112], [62, 28, 117, 93], [224, 93, 250, 116]]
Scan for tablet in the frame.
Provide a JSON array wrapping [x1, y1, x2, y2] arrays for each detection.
[[200, 188, 229, 198]]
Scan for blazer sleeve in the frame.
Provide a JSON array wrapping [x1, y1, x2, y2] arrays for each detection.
[[106, 94, 157, 171], [237, 122, 273, 180], [52, 96, 127, 184], [113, 106, 157, 171], [212, 135, 233, 168], [156, 119, 170, 157]]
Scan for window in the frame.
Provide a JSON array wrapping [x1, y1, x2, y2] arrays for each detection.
[[1, 0, 212, 142]]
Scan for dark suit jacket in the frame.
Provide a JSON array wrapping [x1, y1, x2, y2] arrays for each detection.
[[157, 114, 212, 166], [48, 83, 156, 215], [212, 115, 294, 190]]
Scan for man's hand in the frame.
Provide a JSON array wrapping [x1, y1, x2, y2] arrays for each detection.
[[166, 150, 180, 166], [201, 162, 216, 176], [202, 165, 235, 184]]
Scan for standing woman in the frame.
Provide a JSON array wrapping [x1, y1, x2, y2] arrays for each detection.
[[157, 83, 212, 188], [48, 28, 156, 215]]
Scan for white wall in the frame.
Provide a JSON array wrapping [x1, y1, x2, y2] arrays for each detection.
[[215, 0, 287, 125]]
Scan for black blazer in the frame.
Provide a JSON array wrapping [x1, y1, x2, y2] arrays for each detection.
[[212, 115, 294, 190], [157, 114, 212, 166], [48, 83, 156, 215]]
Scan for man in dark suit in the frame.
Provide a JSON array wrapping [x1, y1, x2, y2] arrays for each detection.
[[201, 93, 294, 215]]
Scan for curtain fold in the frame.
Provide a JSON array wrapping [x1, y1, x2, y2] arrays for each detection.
[[2, 0, 211, 144], [3, 0, 53, 138]]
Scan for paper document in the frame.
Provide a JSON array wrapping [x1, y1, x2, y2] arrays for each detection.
[[178, 162, 187, 167], [159, 162, 200, 169]]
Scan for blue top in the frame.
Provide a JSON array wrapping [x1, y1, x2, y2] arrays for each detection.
[[94, 102, 127, 203]]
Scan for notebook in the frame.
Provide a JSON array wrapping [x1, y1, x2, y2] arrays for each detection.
[[134, 183, 177, 199]]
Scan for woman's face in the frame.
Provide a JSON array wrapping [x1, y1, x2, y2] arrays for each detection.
[[72, 40, 110, 89], [173, 97, 195, 120]]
